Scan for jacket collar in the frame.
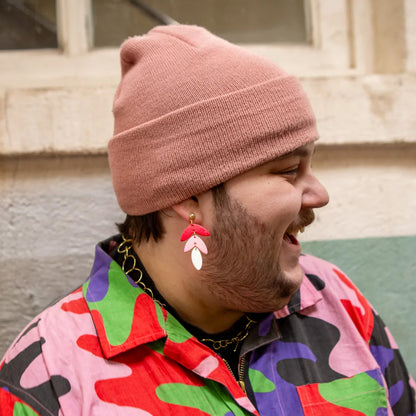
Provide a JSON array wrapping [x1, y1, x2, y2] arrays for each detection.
[[274, 255, 324, 319], [83, 244, 169, 358], [273, 279, 324, 319], [83, 243, 322, 358]]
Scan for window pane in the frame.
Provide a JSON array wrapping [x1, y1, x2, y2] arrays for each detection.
[[0, 0, 57, 50], [93, 0, 307, 47]]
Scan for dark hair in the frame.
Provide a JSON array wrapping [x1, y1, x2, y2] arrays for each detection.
[[117, 183, 226, 244], [117, 211, 164, 243]]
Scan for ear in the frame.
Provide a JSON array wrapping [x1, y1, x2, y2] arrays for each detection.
[[171, 196, 201, 223]]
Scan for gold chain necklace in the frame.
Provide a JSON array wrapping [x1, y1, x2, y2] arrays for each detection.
[[201, 316, 257, 352], [118, 235, 255, 352], [117, 235, 165, 308]]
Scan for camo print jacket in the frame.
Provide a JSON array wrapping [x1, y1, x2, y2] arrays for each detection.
[[1, 237, 415, 416]]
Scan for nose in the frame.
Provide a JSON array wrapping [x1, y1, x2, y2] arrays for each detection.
[[302, 173, 329, 209]]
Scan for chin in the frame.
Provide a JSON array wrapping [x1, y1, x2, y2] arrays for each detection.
[[240, 294, 295, 314], [239, 275, 303, 314], [282, 264, 304, 287]]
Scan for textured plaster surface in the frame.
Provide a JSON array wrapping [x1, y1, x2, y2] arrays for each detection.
[[1, 75, 416, 155], [4, 87, 114, 153], [0, 155, 123, 357], [405, 0, 416, 72], [301, 144, 416, 241], [302, 75, 416, 145]]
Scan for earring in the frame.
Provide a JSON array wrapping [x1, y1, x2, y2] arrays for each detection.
[[180, 213, 210, 270]]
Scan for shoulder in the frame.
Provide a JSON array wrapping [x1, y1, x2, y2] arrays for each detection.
[[4, 286, 94, 364], [299, 253, 364, 299], [300, 252, 344, 279], [299, 253, 375, 342], [0, 287, 94, 413], [1, 285, 93, 367]]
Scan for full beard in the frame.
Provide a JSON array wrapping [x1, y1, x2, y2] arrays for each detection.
[[201, 192, 305, 313]]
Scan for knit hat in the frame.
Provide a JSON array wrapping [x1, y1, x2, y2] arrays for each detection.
[[108, 25, 318, 215]]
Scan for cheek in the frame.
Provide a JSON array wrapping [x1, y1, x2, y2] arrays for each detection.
[[226, 179, 302, 226], [256, 192, 302, 227]]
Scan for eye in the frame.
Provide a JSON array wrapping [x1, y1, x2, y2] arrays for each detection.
[[271, 165, 300, 176], [280, 167, 299, 175]]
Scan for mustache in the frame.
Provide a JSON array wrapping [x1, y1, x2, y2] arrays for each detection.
[[286, 209, 315, 234]]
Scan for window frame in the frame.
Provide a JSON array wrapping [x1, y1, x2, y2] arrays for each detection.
[[0, 0, 355, 89], [1, 0, 413, 155]]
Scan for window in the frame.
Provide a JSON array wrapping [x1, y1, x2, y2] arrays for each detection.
[[2, 0, 383, 155], [0, 0, 57, 49], [92, 0, 308, 47]]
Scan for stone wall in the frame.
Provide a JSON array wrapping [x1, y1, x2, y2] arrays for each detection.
[[1, 0, 415, 376]]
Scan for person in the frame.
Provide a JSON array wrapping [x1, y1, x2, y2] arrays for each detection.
[[0, 25, 414, 416]]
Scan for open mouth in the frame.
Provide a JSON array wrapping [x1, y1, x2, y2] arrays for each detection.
[[284, 233, 299, 245], [283, 224, 306, 246]]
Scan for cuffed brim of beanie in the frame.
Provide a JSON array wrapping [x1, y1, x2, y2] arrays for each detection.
[[108, 75, 318, 215]]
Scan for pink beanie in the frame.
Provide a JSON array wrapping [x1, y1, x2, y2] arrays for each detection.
[[108, 25, 318, 215]]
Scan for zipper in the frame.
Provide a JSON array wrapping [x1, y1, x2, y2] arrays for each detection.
[[238, 355, 247, 394], [223, 355, 247, 394]]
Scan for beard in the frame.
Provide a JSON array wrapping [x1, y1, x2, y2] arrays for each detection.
[[200, 189, 313, 313]]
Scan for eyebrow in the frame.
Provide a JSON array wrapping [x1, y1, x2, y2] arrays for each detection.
[[276, 145, 315, 161]]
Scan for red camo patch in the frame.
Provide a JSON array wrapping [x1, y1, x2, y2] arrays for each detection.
[[77, 334, 103, 358], [0, 388, 14, 415], [0, 387, 40, 415], [163, 337, 211, 371], [333, 268, 374, 342], [61, 297, 90, 314], [163, 337, 242, 398], [95, 344, 206, 414]]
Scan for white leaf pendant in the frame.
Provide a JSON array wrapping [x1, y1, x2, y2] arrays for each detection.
[[191, 247, 203, 270]]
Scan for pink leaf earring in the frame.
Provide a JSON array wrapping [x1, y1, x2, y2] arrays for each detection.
[[180, 213, 210, 270]]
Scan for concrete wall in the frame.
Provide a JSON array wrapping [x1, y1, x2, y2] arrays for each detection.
[[1, 0, 415, 376]]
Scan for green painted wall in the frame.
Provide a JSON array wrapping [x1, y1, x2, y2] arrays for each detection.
[[302, 235, 416, 378]]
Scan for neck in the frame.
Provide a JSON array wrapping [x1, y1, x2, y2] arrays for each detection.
[[133, 238, 244, 334]]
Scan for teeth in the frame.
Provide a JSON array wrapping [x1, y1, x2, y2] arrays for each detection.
[[289, 227, 305, 235], [286, 226, 306, 236]]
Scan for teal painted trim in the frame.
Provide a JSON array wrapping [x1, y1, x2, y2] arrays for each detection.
[[302, 235, 416, 379]]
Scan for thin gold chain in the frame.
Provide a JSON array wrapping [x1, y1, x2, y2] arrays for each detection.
[[117, 235, 165, 308], [118, 236, 255, 353], [201, 316, 256, 352]]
